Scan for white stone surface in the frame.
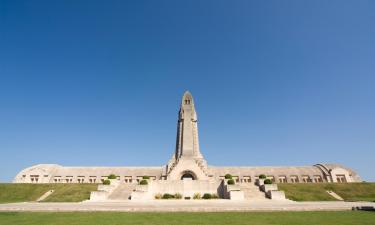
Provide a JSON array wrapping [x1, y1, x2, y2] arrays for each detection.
[[261, 184, 278, 192], [267, 190, 286, 200], [131, 180, 221, 200], [166, 91, 208, 181], [326, 190, 344, 201], [1, 201, 374, 212], [90, 179, 120, 201], [256, 179, 265, 186], [36, 190, 54, 202], [229, 191, 245, 200], [90, 191, 109, 201]]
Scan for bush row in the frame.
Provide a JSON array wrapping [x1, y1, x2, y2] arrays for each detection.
[[105, 174, 150, 181], [104, 173, 274, 186], [154, 193, 182, 199], [155, 193, 218, 199], [194, 193, 219, 199], [224, 174, 273, 185]]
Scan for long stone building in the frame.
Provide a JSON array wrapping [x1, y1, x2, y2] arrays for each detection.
[[14, 91, 361, 185]]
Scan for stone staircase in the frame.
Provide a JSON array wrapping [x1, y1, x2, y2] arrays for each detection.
[[108, 183, 137, 200], [239, 183, 268, 200]]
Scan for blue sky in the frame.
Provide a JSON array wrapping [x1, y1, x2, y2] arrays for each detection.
[[1, 1, 374, 182]]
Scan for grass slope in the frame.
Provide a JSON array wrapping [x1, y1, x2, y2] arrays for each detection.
[[279, 183, 375, 202], [0, 184, 51, 203], [326, 183, 375, 202], [0, 211, 375, 225], [0, 184, 97, 203], [278, 183, 336, 201], [42, 184, 98, 202]]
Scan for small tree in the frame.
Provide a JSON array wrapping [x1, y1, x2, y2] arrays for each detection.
[[193, 193, 201, 199], [162, 193, 174, 199], [227, 179, 235, 185], [202, 193, 212, 199], [224, 174, 233, 179], [142, 176, 150, 180], [108, 174, 117, 179], [140, 179, 148, 185], [154, 193, 162, 199], [259, 174, 266, 179], [264, 179, 273, 184], [174, 193, 182, 199], [103, 179, 111, 185]]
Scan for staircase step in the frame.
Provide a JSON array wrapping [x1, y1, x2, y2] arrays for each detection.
[[108, 183, 136, 200], [239, 184, 268, 200]]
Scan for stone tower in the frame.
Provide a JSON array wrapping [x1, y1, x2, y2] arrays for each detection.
[[166, 91, 209, 180], [174, 91, 204, 160]]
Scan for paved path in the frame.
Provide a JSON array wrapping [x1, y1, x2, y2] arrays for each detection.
[[0, 200, 374, 212]]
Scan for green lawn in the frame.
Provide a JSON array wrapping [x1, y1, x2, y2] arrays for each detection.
[[279, 183, 375, 202], [325, 183, 375, 202], [0, 211, 374, 225], [0, 184, 98, 203], [1, 183, 374, 203], [278, 183, 336, 201]]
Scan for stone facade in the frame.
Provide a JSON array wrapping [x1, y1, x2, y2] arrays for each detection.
[[13, 91, 361, 185]]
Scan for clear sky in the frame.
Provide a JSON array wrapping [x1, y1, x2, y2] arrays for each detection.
[[1, 1, 374, 182]]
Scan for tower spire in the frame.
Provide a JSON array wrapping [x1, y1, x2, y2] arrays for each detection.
[[175, 91, 203, 159]]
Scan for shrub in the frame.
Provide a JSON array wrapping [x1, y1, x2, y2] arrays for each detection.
[[142, 176, 150, 180], [227, 179, 235, 185], [212, 193, 219, 199], [174, 193, 182, 199], [224, 174, 233, 179], [193, 193, 201, 199], [139, 179, 148, 185], [162, 193, 175, 199], [259, 174, 266, 179], [264, 179, 273, 184], [107, 174, 117, 179], [154, 193, 162, 199], [202, 193, 212, 199], [103, 179, 111, 185]]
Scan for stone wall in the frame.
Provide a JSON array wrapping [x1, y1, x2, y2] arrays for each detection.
[[131, 180, 222, 200]]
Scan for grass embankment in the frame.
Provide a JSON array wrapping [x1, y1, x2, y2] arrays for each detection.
[[278, 183, 336, 201], [279, 183, 375, 202], [0, 211, 374, 225], [0, 184, 97, 203]]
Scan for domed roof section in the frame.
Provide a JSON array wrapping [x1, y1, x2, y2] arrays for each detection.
[[315, 163, 362, 181], [318, 163, 352, 172], [13, 164, 61, 183]]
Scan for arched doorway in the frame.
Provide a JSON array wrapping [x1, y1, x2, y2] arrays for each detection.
[[181, 171, 197, 180]]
